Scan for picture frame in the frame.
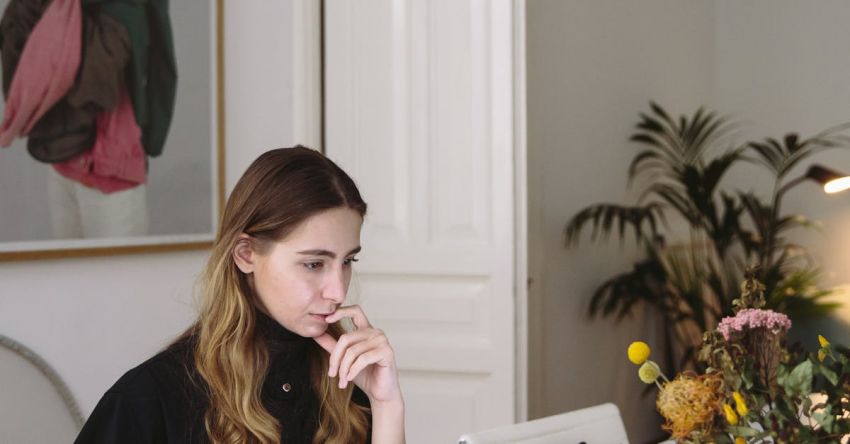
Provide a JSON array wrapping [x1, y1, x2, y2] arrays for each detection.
[[0, 0, 226, 262]]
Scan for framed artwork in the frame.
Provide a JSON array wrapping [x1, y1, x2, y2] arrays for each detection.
[[0, 0, 225, 261]]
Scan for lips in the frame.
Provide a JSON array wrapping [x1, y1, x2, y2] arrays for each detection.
[[310, 313, 331, 322]]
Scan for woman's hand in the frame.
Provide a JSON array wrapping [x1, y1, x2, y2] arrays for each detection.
[[313, 305, 403, 405]]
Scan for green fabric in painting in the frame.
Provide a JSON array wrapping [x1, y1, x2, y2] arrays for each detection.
[[81, 0, 177, 157]]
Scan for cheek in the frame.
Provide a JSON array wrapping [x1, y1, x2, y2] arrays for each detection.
[[342, 267, 355, 292], [288, 278, 320, 308], [258, 269, 319, 310]]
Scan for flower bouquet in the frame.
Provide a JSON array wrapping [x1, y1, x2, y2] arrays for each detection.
[[628, 270, 850, 443]]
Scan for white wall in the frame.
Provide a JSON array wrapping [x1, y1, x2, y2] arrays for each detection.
[[528, 1, 850, 443], [526, 1, 716, 442], [714, 1, 850, 333], [0, 0, 296, 418]]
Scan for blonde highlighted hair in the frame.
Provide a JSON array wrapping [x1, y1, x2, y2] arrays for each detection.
[[184, 147, 370, 443]]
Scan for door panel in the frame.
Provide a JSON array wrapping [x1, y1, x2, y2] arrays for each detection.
[[325, 1, 515, 441]]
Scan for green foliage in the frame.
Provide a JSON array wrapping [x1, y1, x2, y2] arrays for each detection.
[[652, 276, 850, 443], [781, 360, 814, 397], [565, 102, 850, 371], [705, 334, 850, 442]]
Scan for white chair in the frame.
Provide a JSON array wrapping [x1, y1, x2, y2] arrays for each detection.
[[0, 334, 83, 443], [457, 402, 629, 444]]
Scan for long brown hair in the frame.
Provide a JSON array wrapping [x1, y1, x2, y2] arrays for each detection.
[[188, 146, 369, 443]]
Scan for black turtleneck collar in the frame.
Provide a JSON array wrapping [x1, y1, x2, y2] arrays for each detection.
[[254, 308, 313, 357]]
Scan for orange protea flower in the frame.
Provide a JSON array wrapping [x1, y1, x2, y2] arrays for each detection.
[[656, 372, 724, 438]]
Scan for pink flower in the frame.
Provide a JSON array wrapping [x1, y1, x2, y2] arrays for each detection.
[[717, 309, 792, 341]]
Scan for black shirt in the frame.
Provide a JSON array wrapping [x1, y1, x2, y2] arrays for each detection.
[[74, 311, 371, 443]]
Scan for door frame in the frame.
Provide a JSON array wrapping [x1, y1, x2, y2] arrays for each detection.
[[513, 0, 530, 423], [292, 0, 323, 150]]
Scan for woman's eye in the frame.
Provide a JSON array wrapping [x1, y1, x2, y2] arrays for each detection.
[[304, 262, 323, 271], [343, 257, 359, 266]]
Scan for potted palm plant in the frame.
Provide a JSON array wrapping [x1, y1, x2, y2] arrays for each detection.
[[565, 102, 850, 374]]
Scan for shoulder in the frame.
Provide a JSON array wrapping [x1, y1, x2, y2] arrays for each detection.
[[88, 342, 192, 405], [108, 340, 195, 399], [75, 340, 202, 443]]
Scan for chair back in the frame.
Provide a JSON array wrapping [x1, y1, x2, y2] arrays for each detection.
[[0, 335, 83, 443], [457, 402, 629, 444]]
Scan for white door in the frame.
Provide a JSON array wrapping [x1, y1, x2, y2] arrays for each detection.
[[324, 1, 517, 442]]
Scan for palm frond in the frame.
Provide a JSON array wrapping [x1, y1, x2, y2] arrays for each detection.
[[563, 202, 666, 247], [588, 250, 671, 321], [629, 103, 737, 185], [767, 268, 841, 319], [645, 183, 700, 226], [566, 102, 850, 373], [715, 192, 744, 256], [749, 126, 850, 181]]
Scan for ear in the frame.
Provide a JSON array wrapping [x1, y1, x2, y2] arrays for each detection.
[[233, 234, 258, 274]]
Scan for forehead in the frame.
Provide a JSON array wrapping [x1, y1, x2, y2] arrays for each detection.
[[279, 207, 362, 250]]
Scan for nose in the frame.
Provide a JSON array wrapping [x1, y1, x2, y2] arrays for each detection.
[[322, 266, 347, 304]]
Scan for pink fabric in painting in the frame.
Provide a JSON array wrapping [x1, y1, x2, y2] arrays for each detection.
[[53, 88, 146, 193], [0, 0, 81, 147]]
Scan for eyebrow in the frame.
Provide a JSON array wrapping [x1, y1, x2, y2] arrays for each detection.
[[296, 246, 362, 258]]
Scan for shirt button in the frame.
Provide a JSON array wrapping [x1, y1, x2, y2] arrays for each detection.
[[282, 383, 292, 392]]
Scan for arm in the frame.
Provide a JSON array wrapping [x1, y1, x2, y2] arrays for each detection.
[[370, 398, 406, 444], [314, 305, 406, 444]]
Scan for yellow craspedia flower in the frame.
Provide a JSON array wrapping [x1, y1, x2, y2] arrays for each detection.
[[819, 334, 830, 348], [735, 438, 747, 444], [818, 349, 827, 362], [733, 391, 749, 416], [723, 403, 739, 425], [627, 341, 651, 365], [638, 361, 660, 384]]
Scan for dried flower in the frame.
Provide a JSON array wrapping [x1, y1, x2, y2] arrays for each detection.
[[733, 391, 748, 416], [632, 274, 850, 441], [723, 403, 739, 425], [656, 373, 723, 438], [717, 308, 791, 341], [639, 361, 661, 384], [734, 271, 767, 311], [628, 341, 651, 365]]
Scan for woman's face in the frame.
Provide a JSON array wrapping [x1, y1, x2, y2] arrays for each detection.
[[235, 207, 363, 338]]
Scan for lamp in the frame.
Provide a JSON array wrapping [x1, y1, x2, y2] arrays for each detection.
[[805, 165, 850, 194]]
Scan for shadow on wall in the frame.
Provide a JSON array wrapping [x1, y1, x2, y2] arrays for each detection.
[[790, 286, 850, 353]]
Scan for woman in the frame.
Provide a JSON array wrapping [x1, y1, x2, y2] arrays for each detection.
[[75, 146, 405, 443]]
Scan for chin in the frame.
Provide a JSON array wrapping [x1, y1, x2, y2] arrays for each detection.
[[298, 323, 329, 338]]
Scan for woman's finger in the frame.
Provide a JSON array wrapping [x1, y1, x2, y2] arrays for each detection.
[[346, 345, 392, 383], [336, 333, 387, 387], [326, 304, 371, 329], [342, 350, 383, 389], [327, 328, 377, 377]]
